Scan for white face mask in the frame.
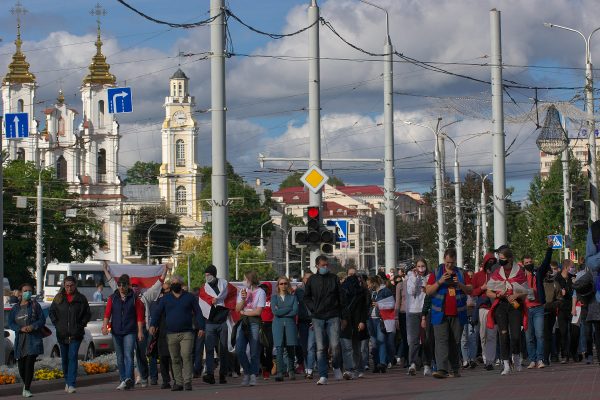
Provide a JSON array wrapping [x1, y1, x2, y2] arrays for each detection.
[[244, 280, 252, 289], [206, 275, 216, 284]]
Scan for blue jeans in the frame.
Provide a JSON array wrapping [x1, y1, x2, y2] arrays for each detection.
[[135, 328, 149, 381], [236, 322, 260, 376], [312, 317, 341, 378], [205, 322, 229, 375], [341, 337, 364, 373], [113, 333, 136, 382], [461, 322, 478, 361], [368, 318, 389, 366], [305, 324, 317, 371], [59, 340, 81, 387], [526, 305, 545, 362]]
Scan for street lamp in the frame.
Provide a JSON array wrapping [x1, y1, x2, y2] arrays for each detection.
[[401, 118, 461, 264], [259, 219, 272, 252], [272, 225, 291, 278], [235, 240, 250, 281], [469, 170, 492, 268], [443, 132, 489, 269], [147, 218, 166, 263], [544, 22, 600, 221]]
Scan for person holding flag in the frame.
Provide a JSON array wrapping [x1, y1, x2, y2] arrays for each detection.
[[367, 275, 396, 373], [198, 265, 236, 385], [425, 248, 472, 379], [486, 246, 530, 375]]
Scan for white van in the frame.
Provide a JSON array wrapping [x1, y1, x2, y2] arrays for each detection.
[[44, 262, 109, 302]]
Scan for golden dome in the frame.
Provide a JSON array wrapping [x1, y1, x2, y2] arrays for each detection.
[[3, 24, 35, 84], [83, 26, 116, 85]]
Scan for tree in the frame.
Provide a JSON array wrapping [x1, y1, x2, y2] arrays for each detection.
[[128, 206, 180, 262], [175, 236, 277, 288], [125, 161, 161, 185], [3, 160, 104, 287], [279, 172, 345, 190], [199, 163, 273, 246]]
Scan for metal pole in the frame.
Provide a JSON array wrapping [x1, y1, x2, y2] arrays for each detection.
[[36, 170, 43, 296], [490, 9, 507, 248], [562, 117, 571, 260], [187, 254, 191, 288], [308, 0, 322, 268], [475, 196, 481, 269], [434, 120, 445, 264], [360, 219, 365, 270], [481, 178, 488, 255], [0, 116, 5, 365], [146, 223, 155, 263], [285, 233, 290, 278], [383, 27, 397, 276], [454, 146, 463, 268], [260, 220, 271, 252], [374, 227, 378, 270], [235, 244, 240, 281], [586, 59, 598, 221], [210, 0, 229, 279]]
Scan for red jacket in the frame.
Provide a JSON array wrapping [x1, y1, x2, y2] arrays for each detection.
[[471, 253, 496, 309]]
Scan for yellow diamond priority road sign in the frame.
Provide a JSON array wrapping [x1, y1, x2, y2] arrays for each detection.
[[300, 165, 329, 194]]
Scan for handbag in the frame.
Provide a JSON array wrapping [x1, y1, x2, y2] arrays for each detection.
[[41, 326, 52, 338]]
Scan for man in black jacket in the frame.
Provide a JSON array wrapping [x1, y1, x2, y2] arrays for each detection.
[[49, 276, 91, 393], [304, 255, 344, 385]]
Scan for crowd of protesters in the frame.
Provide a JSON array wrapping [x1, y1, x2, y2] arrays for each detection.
[[10, 223, 600, 396]]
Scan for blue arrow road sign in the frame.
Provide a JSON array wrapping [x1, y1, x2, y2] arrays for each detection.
[[4, 113, 28, 138], [107, 87, 133, 113], [327, 220, 348, 242], [548, 234, 563, 250]]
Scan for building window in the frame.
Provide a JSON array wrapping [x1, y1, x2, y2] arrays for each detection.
[[172, 84, 176, 97], [349, 240, 356, 249], [178, 82, 182, 96], [56, 156, 67, 180], [16, 148, 25, 161], [17, 99, 24, 113], [97, 149, 106, 182], [176, 186, 187, 214], [98, 100, 105, 128], [349, 223, 356, 233], [176, 139, 185, 167]]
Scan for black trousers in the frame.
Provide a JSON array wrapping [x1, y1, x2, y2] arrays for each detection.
[[585, 320, 600, 361], [259, 323, 273, 373], [557, 309, 571, 358], [159, 355, 172, 385], [18, 355, 36, 390], [543, 311, 556, 362], [495, 301, 522, 360]]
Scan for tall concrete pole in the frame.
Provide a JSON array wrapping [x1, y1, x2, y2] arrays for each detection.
[[434, 120, 445, 264], [562, 118, 571, 260], [490, 9, 507, 248], [210, 0, 229, 278], [586, 55, 598, 221], [475, 198, 481, 269], [308, 0, 322, 268], [481, 175, 489, 256], [0, 117, 5, 364], [453, 147, 463, 268], [36, 170, 43, 295], [383, 25, 397, 273]]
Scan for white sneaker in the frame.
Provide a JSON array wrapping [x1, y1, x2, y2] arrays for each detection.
[[408, 363, 416, 376], [387, 362, 392, 369], [317, 377, 328, 385], [65, 385, 68, 392], [527, 361, 536, 369], [240, 375, 250, 386], [22, 389, 32, 398], [537, 361, 546, 369], [423, 365, 432, 376], [357, 372, 365, 378], [67, 387, 76, 394], [249, 374, 257, 386], [116, 381, 127, 390], [333, 368, 342, 380], [138, 379, 148, 388], [501, 361, 510, 376], [232, 372, 239, 378], [512, 355, 522, 372]]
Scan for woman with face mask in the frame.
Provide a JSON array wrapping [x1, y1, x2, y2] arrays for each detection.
[[8, 283, 45, 398]]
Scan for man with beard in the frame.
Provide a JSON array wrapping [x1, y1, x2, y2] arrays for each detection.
[[471, 253, 497, 370], [523, 238, 554, 369]]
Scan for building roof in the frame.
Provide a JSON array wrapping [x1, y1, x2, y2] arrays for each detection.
[[3, 24, 35, 84], [336, 185, 384, 196], [170, 68, 188, 80], [323, 201, 358, 217], [272, 186, 309, 204], [83, 26, 116, 85], [122, 184, 161, 203]]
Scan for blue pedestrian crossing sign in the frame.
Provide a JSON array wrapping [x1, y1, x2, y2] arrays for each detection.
[[107, 87, 133, 113], [548, 234, 563, 249], [4, 113, 28, 138], [327, 220, 348, 243]]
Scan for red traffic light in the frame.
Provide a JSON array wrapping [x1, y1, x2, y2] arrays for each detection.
[[307, 207, 320, 219]]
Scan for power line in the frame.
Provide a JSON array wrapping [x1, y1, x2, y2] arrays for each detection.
[[115, 0, 219, 28]]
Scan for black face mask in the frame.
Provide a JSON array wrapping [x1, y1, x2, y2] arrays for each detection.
[[524, 264, 534, 272], [484, 261, 495, 271], [498, 259, 509, 266], [171, 283, 182, 293]]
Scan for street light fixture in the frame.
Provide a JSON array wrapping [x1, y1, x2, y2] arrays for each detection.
[[147, 218, 166, 263], [544, 21, 600, 221], [259, 219, 272, 252], [235, 240, 250, 281], [272, 225, 292, 278]]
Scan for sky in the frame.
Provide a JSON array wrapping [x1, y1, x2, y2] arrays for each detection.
[[1, 0, 599, 203]]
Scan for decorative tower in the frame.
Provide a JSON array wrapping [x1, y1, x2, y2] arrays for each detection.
[[1, 1, 39, 164], [158, 69, 202, 226]]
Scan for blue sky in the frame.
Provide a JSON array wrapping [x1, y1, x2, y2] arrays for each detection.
[[1, 0, 599, 203]]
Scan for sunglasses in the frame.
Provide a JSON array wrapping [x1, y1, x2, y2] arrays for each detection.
[[278, 282, 289, 286], [117, 283, 129, 287]]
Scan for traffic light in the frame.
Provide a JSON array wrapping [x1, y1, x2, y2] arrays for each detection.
[[320, 226, 336, 254], [291, 226, 308, 247], [306, 206, 321, 244], [291, 207, 338, 251]]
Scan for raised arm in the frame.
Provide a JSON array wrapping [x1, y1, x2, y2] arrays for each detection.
[[103, 261, 117, 291]]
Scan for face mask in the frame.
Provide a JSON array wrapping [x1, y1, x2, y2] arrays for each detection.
[[498, 259, 509, 266], [22, 291, 32, 301], [417, 267, 426, 275], [206, 275, 216, 284], [568, 267, 576, 275], [171, 283, 182, 293], [319, 267, 328, 275], [524, 264, 534, 272], [244, 280, 252, 289]]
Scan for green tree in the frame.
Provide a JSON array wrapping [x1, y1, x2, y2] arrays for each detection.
[[125, 161, 161, 185], [129, 206, 181, 262], [175, 236, 277, 288], [279, 172, 344, 190], [3, 160, 104, 287]]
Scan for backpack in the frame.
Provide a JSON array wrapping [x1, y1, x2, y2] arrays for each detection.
[[573, 269, 594, 302]]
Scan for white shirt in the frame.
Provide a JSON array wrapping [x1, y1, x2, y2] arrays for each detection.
[[405, 271, 428, 314], [237, 287, 266, 312]]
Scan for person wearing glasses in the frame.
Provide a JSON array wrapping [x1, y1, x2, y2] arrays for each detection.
[[271, 276, 299, 382], [102, 275, 145, 390], [49, 276, 91, 394]]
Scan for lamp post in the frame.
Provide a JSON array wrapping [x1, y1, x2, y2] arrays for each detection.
[[272, 225, 291, 278], [235, 240, 250, 281], [398, 238, 414, 261], [259, 219, 271, 252], [402, 119, 461, 264], [35, 165, 43, 296], [470, 170, 492, 268], [544, 22, 600, 221], [147, 218, 166, 263], [443, 132, 488, 269]]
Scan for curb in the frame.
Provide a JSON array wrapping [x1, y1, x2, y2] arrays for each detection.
[[0, 372, 119, 397]]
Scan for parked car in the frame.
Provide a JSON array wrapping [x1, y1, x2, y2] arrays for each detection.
[[4, 302, 95, 361], [87, 302, 113, 355]]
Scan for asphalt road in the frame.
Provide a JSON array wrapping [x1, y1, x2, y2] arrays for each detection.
[[2, 361, 598, 400]]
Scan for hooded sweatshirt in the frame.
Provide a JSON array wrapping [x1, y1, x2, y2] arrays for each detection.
[[471, 253, 497, 309]]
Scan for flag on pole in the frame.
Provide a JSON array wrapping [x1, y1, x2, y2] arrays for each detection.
[[108, 264, 165, 290], [377, 295, 397, 333]]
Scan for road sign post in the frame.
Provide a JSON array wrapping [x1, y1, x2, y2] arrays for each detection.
[[4, 113, 29, 138], [107, 87, 133, 113], [548, 234, 564, 249]]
